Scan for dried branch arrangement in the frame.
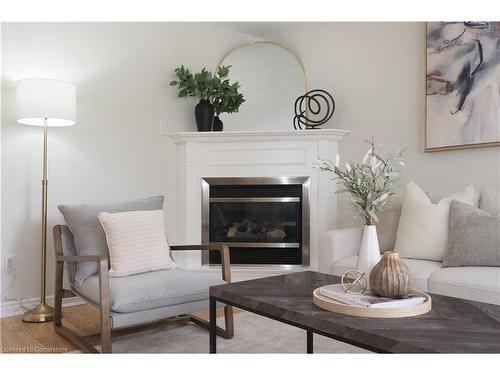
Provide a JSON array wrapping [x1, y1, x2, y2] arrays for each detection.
[[316, 138, 406, 225]]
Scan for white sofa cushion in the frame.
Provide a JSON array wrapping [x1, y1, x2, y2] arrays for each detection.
[[331, 255, 442, 292], [394, 182, 475, 262], [480, 187, 500, 216], [330, 255, 357, 278], [376, 204, 402, 251], [429, 267, 500, 305]]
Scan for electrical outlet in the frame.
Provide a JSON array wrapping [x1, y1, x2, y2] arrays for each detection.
[[159, 123, 168, 136], [5, 255, 15, 274]]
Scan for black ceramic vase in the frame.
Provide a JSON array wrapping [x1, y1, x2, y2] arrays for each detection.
[[213, 116, 223, 131], [195, 100, 214, 132]]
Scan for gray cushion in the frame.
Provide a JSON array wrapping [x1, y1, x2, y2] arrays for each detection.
[[73, 268, 225, 313], [443, 200, 500, 267], [109, 300, 214, 329], [58, 196, 164, 284]]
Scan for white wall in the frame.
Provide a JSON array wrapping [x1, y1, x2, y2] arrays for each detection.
[[269, 22, 500, 226], [2, 22, 500, 310], [1, 22, 252, 307]]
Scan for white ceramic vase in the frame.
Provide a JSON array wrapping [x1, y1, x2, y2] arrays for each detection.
[[356, 225, 381, 289]]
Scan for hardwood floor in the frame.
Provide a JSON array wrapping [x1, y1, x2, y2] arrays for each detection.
[[0, 304, 234, 353]]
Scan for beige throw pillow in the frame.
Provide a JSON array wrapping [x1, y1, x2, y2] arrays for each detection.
[[393, 182, 475, 261], [98, 210, 176, 277]]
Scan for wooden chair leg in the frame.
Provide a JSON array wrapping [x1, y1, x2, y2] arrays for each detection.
[[54, 261, 64, 325], [99, 309, 112, 353], [98, 260, 112, 353], [222, 305, 234, 339], [54, 323, 99, 353], [53, 261, 98, 353]]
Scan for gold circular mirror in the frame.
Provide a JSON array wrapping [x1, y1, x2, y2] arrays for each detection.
[[219, 41, 307, 131]]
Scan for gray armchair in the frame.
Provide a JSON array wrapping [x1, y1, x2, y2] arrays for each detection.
[[53, 225, 234, 353]]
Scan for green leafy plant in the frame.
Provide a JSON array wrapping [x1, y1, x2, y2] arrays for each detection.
[[169, 65, 245, 114], [211, 65, 245, 116], [169, 66, 217, 100], [316, 138, 406, 225]]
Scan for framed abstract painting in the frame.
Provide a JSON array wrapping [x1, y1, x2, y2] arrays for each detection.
[[425, 22, 500, 152]]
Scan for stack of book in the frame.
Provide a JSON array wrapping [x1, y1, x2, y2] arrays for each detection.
[[318, 284, 425, 309]]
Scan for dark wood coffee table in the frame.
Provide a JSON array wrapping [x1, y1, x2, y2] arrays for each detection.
[[209, 271, 500, 353]]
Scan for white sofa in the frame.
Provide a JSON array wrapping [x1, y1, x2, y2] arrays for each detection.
[[319, 187, 500, 305]]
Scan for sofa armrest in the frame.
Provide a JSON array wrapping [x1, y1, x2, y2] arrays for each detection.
[[318, 227, 363, 273]]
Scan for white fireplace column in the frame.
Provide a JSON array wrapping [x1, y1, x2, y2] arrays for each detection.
[[170, 129, 348, 278]]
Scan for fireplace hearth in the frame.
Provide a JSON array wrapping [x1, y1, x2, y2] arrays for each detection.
[[202, 177, 310, 266]]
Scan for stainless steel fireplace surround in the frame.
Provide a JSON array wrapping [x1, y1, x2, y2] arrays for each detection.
[[201, 177, 310, 266]]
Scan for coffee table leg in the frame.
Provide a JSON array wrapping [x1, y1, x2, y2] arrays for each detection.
[[307, 330, 313, 354], [209, 296, 217, 353]]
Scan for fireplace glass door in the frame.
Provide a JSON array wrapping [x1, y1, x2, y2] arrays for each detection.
[[210, 199, 301, 245], [202, 178, 309, 265]]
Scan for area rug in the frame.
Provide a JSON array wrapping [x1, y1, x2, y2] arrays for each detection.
[[91, 312, 368, 353]]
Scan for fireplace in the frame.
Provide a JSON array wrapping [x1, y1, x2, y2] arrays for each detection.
[[202, 177, 310, 266], [172, 129, 346, 272]]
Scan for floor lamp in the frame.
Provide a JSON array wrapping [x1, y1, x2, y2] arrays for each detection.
[[16, 78, 76, 323]]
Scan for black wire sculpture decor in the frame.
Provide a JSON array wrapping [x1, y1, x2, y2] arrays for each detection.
[[293, 89, 335, 130]]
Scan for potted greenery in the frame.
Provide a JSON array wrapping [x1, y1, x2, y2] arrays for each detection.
[[211, 66, 245, 131], [316, 139, 405, 288], [169, 65, 244, 132], [170, 66, 216, 131]]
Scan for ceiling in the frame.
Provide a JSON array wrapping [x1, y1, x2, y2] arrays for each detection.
[[210, 22, 297, 39]]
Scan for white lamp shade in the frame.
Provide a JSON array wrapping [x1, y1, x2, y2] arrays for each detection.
[[16, 78, 76, 127]]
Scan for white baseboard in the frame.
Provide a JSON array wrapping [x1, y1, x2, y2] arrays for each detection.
[[0, 295, 84, 318]]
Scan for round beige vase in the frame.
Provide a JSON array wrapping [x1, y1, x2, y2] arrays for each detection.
[[369, 251, 412, 298]]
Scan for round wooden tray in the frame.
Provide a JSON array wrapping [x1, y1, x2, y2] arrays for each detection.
[[313, 288, 432, 318]]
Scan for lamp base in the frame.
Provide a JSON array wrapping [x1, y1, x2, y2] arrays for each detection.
[[22, 302, 54, 323]]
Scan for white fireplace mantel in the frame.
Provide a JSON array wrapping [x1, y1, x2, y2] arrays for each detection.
[[170, 129, 348, 280], [170, 129, 348, 144]]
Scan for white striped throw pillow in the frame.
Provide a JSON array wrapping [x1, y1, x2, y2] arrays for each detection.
[[98, 210, 176, 277]]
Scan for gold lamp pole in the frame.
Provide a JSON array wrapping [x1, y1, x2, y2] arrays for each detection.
[[22, 118, 54, 322], [16, 78, 76, 323]]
